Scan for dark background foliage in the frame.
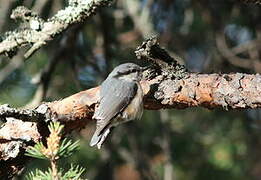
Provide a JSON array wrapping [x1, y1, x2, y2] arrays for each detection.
[[0, 0, 260, 179]]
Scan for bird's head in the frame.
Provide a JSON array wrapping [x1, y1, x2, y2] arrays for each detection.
[[109, 63, 143, 82]]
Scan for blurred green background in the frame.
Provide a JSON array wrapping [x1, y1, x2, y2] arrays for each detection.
[[0, 0, 260, 179]]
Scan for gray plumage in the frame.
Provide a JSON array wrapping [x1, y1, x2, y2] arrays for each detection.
[[90, 63, 143, 149]]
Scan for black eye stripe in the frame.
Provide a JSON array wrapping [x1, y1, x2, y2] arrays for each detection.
[[122, 69, 136, 73], [116, 68, 140, 76]]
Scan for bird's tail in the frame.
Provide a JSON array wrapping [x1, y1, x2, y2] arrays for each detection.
[[89, 132, 101, 147], [90, 128, 111, 149]]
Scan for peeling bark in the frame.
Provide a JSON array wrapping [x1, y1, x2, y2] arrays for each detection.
[[145, 73, 261, 109]]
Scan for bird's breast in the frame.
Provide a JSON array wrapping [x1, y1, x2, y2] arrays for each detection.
[[122, 83, 143, 121]]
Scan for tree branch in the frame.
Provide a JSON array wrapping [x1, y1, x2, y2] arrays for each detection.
[[216, 33, 261, 72], [0, 0, 112, 58], [0, 104, 48, 123]]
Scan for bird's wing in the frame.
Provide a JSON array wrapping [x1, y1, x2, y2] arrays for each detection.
[[93, 78, 137, 137]]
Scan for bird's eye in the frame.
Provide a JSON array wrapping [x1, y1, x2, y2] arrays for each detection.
[[130, 69, 137, 73], [116, 68, 139, 76], [129, 68, 139, 73]]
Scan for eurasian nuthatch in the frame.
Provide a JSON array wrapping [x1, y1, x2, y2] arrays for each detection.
[[90, 63, 144, 149]]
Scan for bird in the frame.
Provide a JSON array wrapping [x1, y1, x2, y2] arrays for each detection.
[[90, 63, 144, 149]]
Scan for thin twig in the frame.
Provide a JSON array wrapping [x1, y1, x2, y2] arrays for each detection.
[[0, 0, 113, 58]]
